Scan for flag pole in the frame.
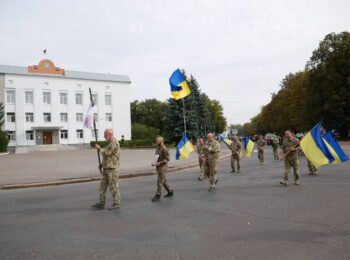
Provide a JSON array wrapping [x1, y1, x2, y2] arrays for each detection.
[[89, 88, 102, 173], [182, 98, 187, 136]]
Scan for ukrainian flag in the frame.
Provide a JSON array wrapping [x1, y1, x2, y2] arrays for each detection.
[[300, 123, 335, 168], [169, 69, 191, 100], [243, 136, 254, 158], [323, 131, 349, 164], [176, 135, 194, 160], [219, 135, 232, 145]]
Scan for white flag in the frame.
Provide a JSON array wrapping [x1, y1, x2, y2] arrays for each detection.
[[84, 102, 94, 129]]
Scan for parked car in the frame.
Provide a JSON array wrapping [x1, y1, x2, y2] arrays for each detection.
[[265, 133, 276, 145]]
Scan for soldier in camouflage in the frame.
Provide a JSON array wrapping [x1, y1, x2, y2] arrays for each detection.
[[151, 137, 174, 202], [280, 130, 300, 186], [196, 138, 206, 181], [257, 135, 266, 165], [91, 129, 121, 210], [229, 136, 242, 173], [272, 135, 280, 160], [204, 133, 220, 191], [307, 159, 317, 175]]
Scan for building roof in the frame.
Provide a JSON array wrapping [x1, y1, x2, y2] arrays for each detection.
[[0, 62, 131, 84]]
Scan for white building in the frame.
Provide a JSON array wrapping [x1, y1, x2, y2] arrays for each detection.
[[0, 59, 131, 147]]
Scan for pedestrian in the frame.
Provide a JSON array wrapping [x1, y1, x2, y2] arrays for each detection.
[[272, 135, 279, 160], [280, 130, 300, 186], [91, 129, 121, 210], [204, 133, 220, 191], [307, 159, 317, 175], [151, 136, 174, 202], [229, 136, 242, 173], [257, 135, 266, 165], [196, 138, 206, 181]]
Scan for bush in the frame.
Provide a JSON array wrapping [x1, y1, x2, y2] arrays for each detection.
[[132, 123, 159, 140], [0, 130, 9, 153]]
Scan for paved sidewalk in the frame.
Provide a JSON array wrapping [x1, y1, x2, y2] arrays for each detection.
[[0, 146, 231, 185]]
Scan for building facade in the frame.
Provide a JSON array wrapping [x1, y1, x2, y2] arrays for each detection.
[[0, 59, 131, 147]]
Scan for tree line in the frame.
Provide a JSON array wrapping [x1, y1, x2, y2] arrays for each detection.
[[243, 32, 350, 139], [131, 71, 227, 143]]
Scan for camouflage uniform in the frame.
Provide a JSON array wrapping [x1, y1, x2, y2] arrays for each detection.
[[205, 140, 220, 189], [257, 139, 266, 164], [155, 143, 172, 196], [229, 140, 242, 172], [272, 137, 279, 160], [99, 138, 121, 207], [197, 143, 206, 180], [281, 137, 300, 185], [307, 159, 317, 175]]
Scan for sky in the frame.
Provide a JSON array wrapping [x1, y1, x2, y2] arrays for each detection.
[[1, 0, 349, 124]]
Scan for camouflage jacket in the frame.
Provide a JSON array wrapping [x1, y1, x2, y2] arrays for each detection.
[[197, 143, 205, 157], [272, 137, 279, 147], [206, 140, 220, 161], [155, 144, 170, 169], [229, 141, 242, 155], [101, 138, 120, 169], [281, 137, 299, 159], [257, 140, 266, 151]]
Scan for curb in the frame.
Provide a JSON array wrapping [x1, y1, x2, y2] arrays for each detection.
[[0, 154, 231, 190], [0, 152, 9, 156]]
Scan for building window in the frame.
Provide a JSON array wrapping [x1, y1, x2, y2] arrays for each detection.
[[6, 113, 15, 123], [6, 89, 15, 104], [25, 91, 34, 104], [60, 92, 68, 105], [60, 113, 68, 122], [26, 131, 34, 140], [61, 130, 68, 139], [93, 113, 98, 122], [43, 113, 51, 123], [92, 94, 98, 105], [43, 92, 51, 105], [7, 131, 15, 141], [105, 94, 111, 106], [92, 130, 98, 139], [25, 113, 34, 122], [76, 113, 83, 122], [76, 93, 83, 105], [105, 113, 112, 122], [76, 129, 83, 139]]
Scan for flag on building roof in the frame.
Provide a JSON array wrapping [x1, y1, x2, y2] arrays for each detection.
[[169, 69, 191, 100]]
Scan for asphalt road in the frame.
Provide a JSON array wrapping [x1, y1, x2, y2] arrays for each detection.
[[1, 148, 350, 260]]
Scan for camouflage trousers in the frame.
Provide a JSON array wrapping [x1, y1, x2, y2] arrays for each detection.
[[99, 168, 121, 206], [198, 156, 206, 180], [307, 159, 317, 175], [231, 155, 240, 171], [258, 150, 264, 163], [283, 157, 300, 182], [272, 146, 279, 160], [208, 159, 218, 187], [156, 166, 172, 196]]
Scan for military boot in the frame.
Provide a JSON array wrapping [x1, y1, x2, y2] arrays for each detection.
[[164, 190, 174, 198], [279, 180, 288, 186], [294, 179, 300, 185], [91, 203, 104, 210], [108, 204, 120, 210], [151, 195, 161, 202]]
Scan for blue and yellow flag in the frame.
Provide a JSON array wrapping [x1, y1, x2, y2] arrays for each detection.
[[300, 123, 335, 168], [176, 135, 194, 160], [243, 136, 254, 157], [219, 135, 232, 145], [169, 69, 191, 100], [323, 131, 349, 164]]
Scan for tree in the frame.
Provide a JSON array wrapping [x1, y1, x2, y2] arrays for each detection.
[[131, 123, 159, 140], [306, 32, 350, 138], [0, 102, 4, 128]]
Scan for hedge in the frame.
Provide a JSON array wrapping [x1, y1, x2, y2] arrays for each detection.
[[91, 139, 155, 149], [0, 130, 9, 153]]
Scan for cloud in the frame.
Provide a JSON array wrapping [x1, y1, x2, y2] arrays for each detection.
[[1, 0, 349, 124]]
